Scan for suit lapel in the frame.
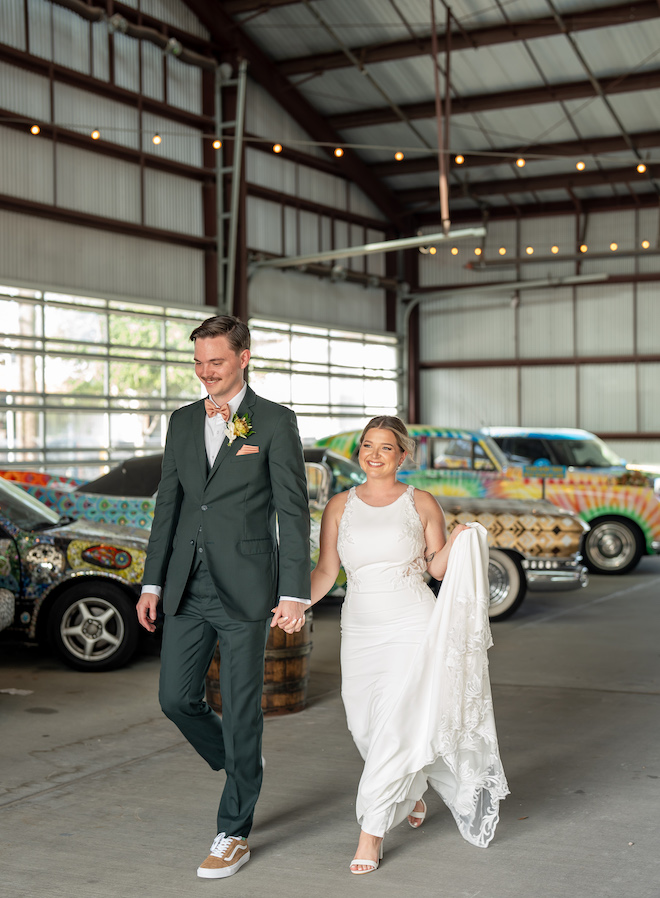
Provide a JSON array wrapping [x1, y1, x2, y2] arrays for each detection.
[[205, 384, 258, 486], [192, 400, 209, 480]]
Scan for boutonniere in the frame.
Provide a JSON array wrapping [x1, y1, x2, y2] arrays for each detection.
[[226, 413, 255, 446]]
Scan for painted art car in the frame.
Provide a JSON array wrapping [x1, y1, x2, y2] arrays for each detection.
[[0, 476, 148, 671], [317, 426, 590, 620], [483, 426, 660, 575]]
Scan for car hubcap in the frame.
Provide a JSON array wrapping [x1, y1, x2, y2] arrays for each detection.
[[60, 597, 124, 662], [488, 558, 511, 608], [588, 522, 636, 571]]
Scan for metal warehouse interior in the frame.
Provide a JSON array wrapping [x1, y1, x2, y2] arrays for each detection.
[[1, 1, 659, 897]]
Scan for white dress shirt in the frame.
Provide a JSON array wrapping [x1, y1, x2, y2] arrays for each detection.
[[141, 382, 309, 607]]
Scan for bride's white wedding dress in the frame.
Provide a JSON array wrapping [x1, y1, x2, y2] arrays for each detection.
[[338, 485, 509, 847]]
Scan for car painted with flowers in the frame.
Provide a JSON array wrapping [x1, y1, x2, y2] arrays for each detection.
[[0, 476, 148, 671], [316, 425, 590, 619], [482, 426, 660, 575]]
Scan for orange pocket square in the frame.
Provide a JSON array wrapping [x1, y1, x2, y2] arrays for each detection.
[[236, 444, 259, 456]]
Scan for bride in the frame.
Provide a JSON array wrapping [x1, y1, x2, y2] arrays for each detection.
[[309, 416, 509, 873]]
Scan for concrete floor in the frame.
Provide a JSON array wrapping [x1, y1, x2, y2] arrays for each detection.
[[2, 560, 660, 898]]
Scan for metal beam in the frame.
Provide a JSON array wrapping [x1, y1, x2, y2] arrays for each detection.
[[254, 227, 486, 269], [222, 0, 306, 11], [327, 66, 660, 131], [373, 129, 660, 177], [181, 0, 410, 228], [278, 0, 660, 76], [397, 165, 658, 205]]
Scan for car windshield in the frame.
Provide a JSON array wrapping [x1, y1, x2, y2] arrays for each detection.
[[0, 478, 61, 530], [549, 437, 623, 468], [326, 454, 366, 494]]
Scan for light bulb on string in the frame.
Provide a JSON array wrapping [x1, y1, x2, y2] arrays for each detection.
[[576, 161, 586, 171], [212, 139, 222, 150], [152, 134, 162, 145], [516, 157, 526, 168], [450, 247, 459, 256], [91, 129, 100, 140], [30, 124, 40, 135], [474, 247, 482, 256], [455, 154, 464, 165], [525, 246, 534, 255], [334, 147, 344, 158], [580, 244, 588, 253], [610, 242, 618, 252], [429, 246, 437, 255], [637, 163, 646, 173], [499, 247, 506, 256], [642, 239, 651, 249], [394, 151, 404, 162], [273, 143, 283, 154], [551, 245, 559, 254]]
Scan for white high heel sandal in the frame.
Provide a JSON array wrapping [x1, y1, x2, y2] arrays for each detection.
[[349, 841, 384, 875], [408, 798, 427, 828]]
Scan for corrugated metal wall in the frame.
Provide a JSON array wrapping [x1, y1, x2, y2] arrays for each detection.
[[0, 210, 204, 304], [418, 208, 660, 460]]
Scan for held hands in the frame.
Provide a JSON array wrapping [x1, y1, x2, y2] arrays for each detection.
[[271, 600, 306, 634], [136, 592, 160, 633]]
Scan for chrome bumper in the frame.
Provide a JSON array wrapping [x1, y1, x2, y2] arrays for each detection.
[[522, 557, 589, 592], [652, 541, 660, 554]]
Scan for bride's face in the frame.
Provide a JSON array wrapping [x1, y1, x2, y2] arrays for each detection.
[[359, 428, 406, 479]]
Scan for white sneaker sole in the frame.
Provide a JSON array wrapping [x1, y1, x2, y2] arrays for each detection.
[[197, 850, 250, 879]]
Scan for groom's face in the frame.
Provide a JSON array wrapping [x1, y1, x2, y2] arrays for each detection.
[[194, 335, 250, 403]]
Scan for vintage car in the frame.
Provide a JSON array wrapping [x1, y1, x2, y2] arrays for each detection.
[[483, 426, 660, 574], [316, 426, 590, 619], [0, 476, 148, 671]]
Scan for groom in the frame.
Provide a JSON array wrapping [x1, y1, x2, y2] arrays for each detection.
[[136, 315, 311, 878]]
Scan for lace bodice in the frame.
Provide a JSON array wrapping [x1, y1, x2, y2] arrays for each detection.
[[337, 485, 427, 594]]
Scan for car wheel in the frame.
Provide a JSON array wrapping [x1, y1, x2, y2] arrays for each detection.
[[583, 516, 644, 575], [48, 582, 139, 671], [488, 550, 526, 621]]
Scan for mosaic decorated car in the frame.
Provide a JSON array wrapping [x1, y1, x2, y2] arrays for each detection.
[[0, 476, 148, 671], [482, 426, 660, 574], [316, 426, 590, 619]]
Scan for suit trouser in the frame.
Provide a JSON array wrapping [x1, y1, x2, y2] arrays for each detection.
[[158, 562, 270, 838]]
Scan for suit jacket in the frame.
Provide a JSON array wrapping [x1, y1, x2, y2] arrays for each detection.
[[142, 385, 311, 620]]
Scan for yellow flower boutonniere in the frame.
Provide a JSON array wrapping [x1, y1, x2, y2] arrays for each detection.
[[225, 413, 255, 445]]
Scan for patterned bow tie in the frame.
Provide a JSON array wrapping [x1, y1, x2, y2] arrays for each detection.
[[204, 398, 230, 421]]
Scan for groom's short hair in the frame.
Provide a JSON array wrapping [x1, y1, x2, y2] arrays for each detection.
[[190, 315, 250, 353]]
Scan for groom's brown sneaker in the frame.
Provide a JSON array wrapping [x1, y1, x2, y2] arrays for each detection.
[[197, 833, 250, 879]]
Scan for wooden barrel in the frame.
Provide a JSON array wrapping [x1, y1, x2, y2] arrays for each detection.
[[205, 612, 313, 717]]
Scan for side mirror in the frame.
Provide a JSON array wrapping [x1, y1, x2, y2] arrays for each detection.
[[305, 462, 331, 508]]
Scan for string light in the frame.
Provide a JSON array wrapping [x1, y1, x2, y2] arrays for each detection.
[[525, 246, 534, 255], [610, 242, 618, 251], [498, 247, 506, 256], [394, 151, 404, 162], [91, 129, 100, 140], [334, 147, 344, 158], [429, 246, 437, 255], [580, 244, 588, 253], [450, 247, 459, 256], [551, 245, 559, 254], [474, 247, 482, 256], [637, 163, 646, 173], [273, 143, 283, 154], [576, 161, 586, 171], [30, 124, 40, 135], [516, 158, 526, 168], [212, 139, 222, 150], [152, 134, 162, 145], [455, 154, 464, 165], [642, 239, 651, 249]]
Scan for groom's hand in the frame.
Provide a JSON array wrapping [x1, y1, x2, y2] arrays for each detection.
[[271, 600, 307, 634], [137, 592, 160, 632]]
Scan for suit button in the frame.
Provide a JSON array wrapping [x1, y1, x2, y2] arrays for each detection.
[[190, 540, 194, 545], [201, 505, 208, 511], [198, 547, 204, 553]]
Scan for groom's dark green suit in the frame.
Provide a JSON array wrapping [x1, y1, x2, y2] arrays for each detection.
[[143, 384, 310, 837]]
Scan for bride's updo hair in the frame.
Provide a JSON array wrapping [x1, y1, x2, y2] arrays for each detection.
[[358, 416, 416, 457]]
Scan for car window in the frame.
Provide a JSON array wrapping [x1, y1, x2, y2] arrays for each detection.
[[509, 438, 550, 464], [326, 455, 365, 495], [550, 438, 622, 468], [433, 438, 472, 469]]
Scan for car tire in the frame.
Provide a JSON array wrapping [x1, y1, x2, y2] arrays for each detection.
[[488, 549, 526, 621], [48, 581, 139, 671], [583, 516, 644, 575]]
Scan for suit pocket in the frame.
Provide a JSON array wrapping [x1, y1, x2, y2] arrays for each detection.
[[240, 538, 276, 555]]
